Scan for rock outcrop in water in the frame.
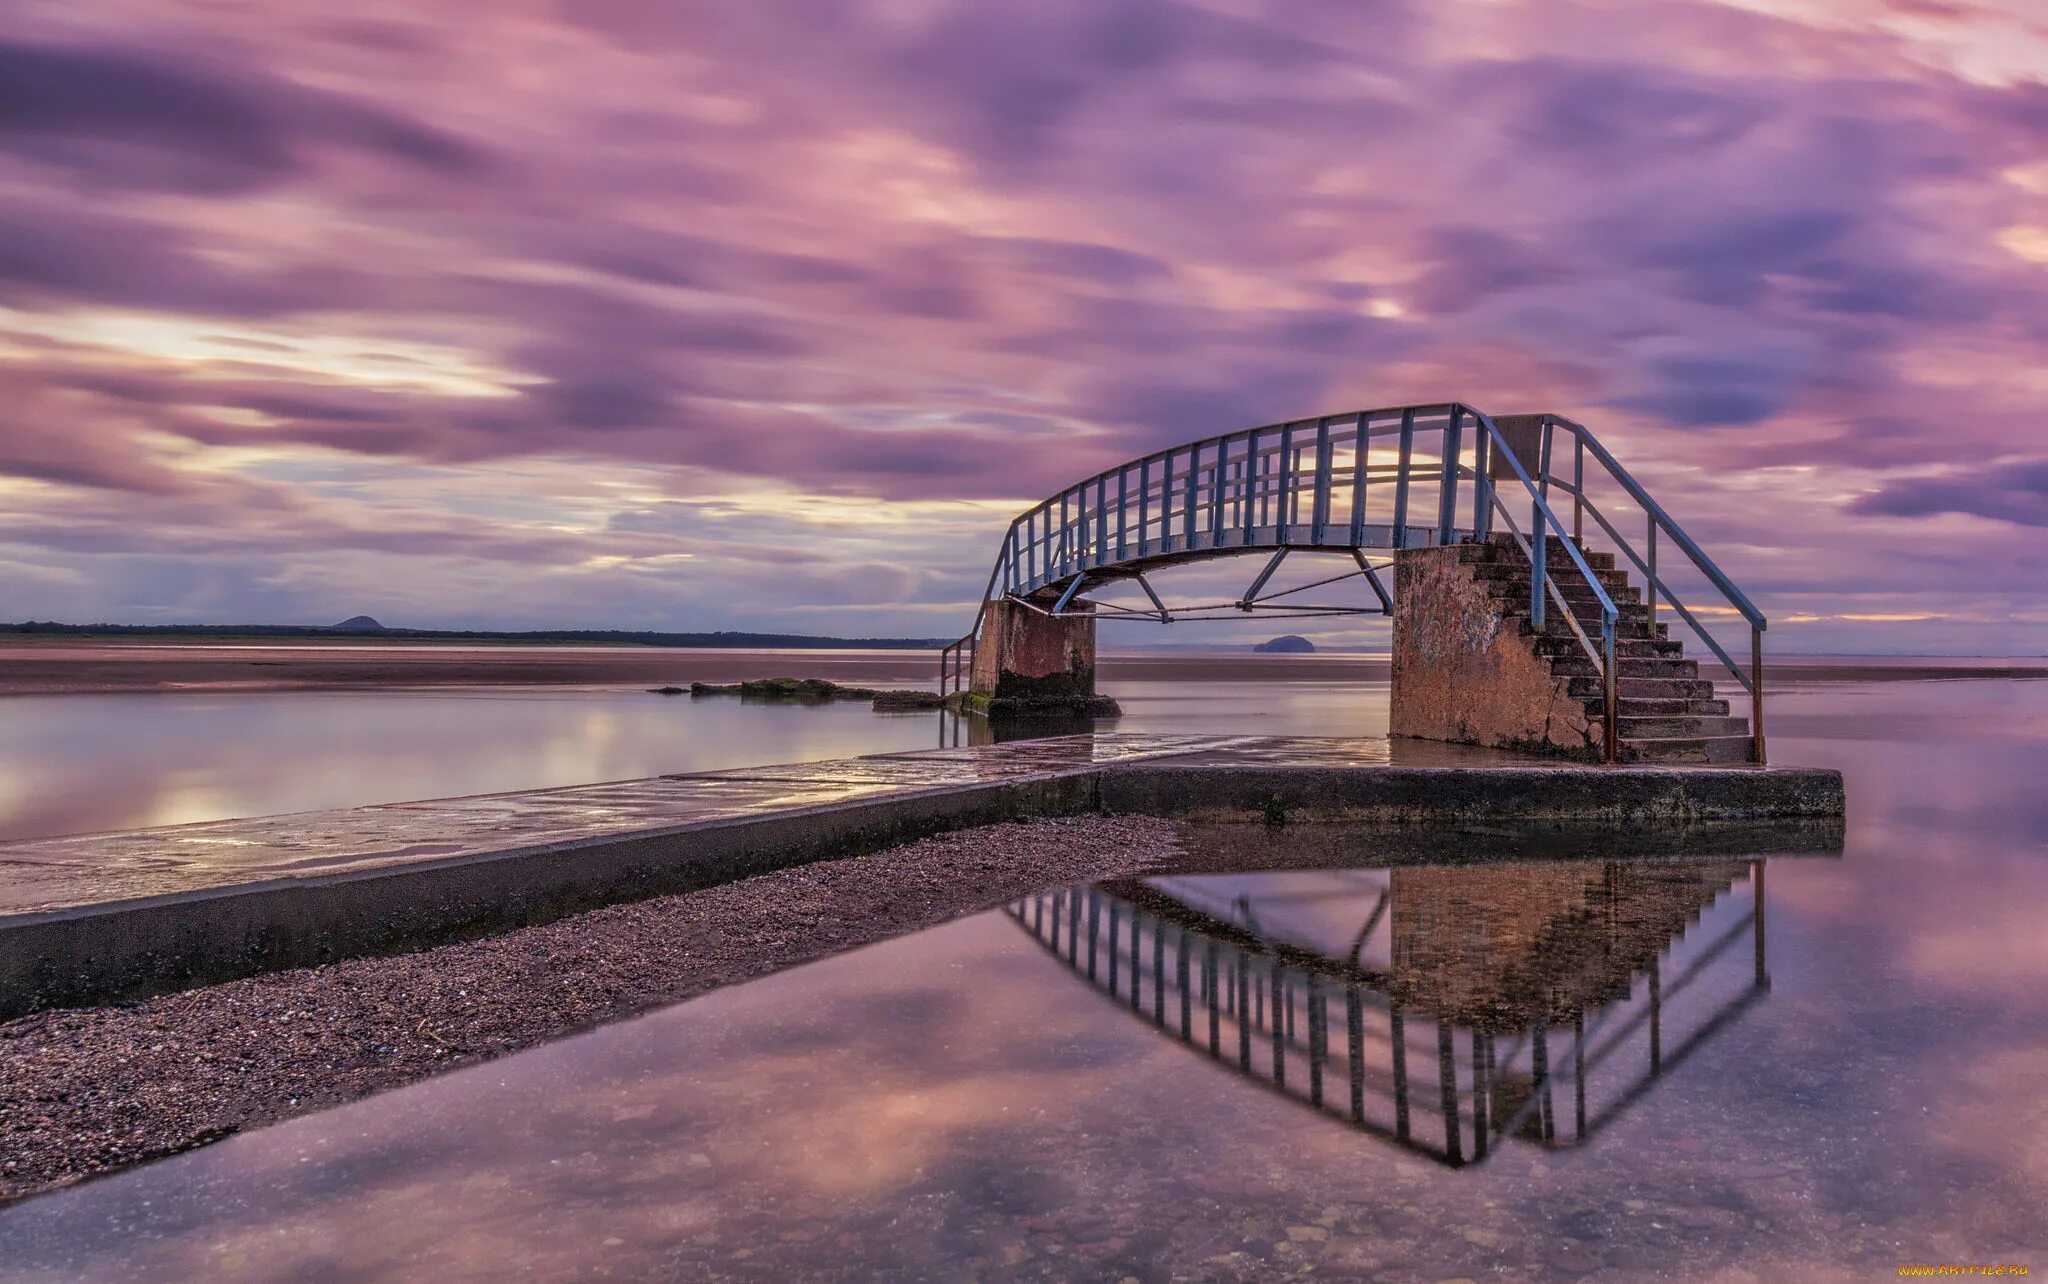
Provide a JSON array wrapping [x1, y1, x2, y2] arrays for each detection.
[[331, 615, 386, 632], [666, 677, 946, 710], [1253, 634, 1316, 653]]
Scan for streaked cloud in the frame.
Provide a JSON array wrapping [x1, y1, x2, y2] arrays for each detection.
[[0, 0, 2042, 651]]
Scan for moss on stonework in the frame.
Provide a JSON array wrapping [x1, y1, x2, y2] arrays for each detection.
[[990, 665, 1098, 703]]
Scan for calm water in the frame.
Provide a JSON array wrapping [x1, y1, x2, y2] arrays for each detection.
[[1, 677, 2045, 1280], [0, 673, 1392, 841]]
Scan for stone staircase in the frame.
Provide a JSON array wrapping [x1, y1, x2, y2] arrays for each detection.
[[1460, 535, 1756, 764]]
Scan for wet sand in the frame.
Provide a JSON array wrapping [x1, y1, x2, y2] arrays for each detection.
[[0, 815, 1179, 1205], [1, 639, 2039, 695]]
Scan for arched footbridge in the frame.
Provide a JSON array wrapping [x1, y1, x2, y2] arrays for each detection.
[[940, 404, 1769, 764]]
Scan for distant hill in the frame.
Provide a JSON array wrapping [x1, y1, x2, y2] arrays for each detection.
[[1253, 634, 1316, 653], [0, 620, 950, 649]]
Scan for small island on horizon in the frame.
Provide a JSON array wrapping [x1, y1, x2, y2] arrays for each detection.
[[1253, 635, 1317, 654]]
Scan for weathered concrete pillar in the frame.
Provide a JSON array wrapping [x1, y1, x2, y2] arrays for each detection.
[[967, 597, 1120, 717], [1389, 545, 1602, 759]]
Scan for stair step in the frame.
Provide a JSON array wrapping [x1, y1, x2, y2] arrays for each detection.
[[1552, 656, 1699, 679], [1570, 676, 1716, 700], [1472, 564, 1633, 592], [1534, 635, 1683, 659], [1481, 533, 1615, 572], [1610, 697, 1731, 716], [1616, 735, 1757, 765], [1615, 714, 1750, 738], [1506, 612, 1670, 642], [1487, 581, 1641, 608]]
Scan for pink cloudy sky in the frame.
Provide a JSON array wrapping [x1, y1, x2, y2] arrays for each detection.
[[2, 0, 2045, 653]]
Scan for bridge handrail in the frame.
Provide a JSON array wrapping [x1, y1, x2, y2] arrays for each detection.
[[1538, 415, 1766, 762], [1548, 418, 1764, 629], [940, 402, 1766, 763]]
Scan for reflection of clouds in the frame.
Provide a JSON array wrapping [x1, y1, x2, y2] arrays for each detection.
[[1935, 1047, 2048, 1196], [10, 831, 2048, 1279]]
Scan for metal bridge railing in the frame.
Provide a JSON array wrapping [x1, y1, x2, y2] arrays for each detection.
[[941, 402, 1767, 763], [1006, 860, 1767, 1163], [1535, 415, 1770, 765]]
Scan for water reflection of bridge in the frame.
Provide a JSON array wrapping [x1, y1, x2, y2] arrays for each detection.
[[1008, 857, 1767, 1166]]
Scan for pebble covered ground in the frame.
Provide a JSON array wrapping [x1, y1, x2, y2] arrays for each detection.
[[0, 814, 1181, 1204]]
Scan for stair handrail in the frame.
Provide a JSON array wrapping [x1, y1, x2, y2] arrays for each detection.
[[1463, 408, 1622, 762], [1537, 415, 1766, 764], [937, 527, 1017, 699]]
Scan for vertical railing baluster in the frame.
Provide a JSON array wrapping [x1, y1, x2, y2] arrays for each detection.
[[1278, 422, 1295, 543], [1205, 942, 1220, 1051], [1236, 954, 1252, 1070], [1350, 414, 1368, 547], [1025, 508, 1038, 589], [1573, 433, 1585, 544], [1068, 889, 1081, 963], [1604, 617, 1619, 764], [1245, 432, 1261, 540], [1647, 517, 1658, 626], [1175, 928, 1190, 1038], [1437, 406, 1463, 546], [1270, 966, 1287, 1087], [1533, 1021, 1554, 1142], [1752, 859, 1768, 984], [1393, 409, 1415, 548], [1129, 911, 1143, 1013], [1152, 921, 1166, 1023], [1161, 451, 1176, 551], [1116, 469, 1128, 562], [1209, 453, 1226, 545], [1058, 491, 1070, 577], [1311, 417, 1333, 543], [1438, 1022, 1461, 1163], [1752, 626, 1766, 765], [1095, 476, 1108, 569], [1138, 456, 1151, 557], [1307, 977, 1326, 1108], [1391, 1004, 1410, 1140], [1346, 989, 1365, 1123], [1471, 419, 1491, 541], [1107, 903, 1120, 994], [1086, 891, 1100, 980]]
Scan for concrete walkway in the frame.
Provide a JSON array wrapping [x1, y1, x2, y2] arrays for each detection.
[[0, 733, 1842, 1020]]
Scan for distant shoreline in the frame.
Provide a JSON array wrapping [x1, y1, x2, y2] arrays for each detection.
[[0, 638, 2042, 697], [0, 624, 944, 649]]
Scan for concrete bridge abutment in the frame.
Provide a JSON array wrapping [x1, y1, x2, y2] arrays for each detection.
[[966, 596, 1121, 718], [1389, 544, 1606, 761]]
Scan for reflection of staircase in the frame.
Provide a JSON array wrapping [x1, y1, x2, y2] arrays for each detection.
[[1462, 536, 1756, 764]]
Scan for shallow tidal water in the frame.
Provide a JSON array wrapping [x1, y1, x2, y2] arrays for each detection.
[[1, 678, 2045, 1280], [0, 666, 1392, 842]]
